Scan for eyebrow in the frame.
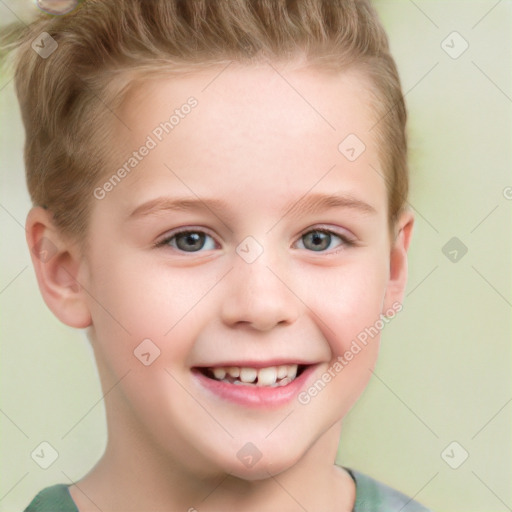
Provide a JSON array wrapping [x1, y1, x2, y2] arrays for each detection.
[[285, 192, 377, 217], [128, 192, 377, 220], [129, 196, 228, 219]]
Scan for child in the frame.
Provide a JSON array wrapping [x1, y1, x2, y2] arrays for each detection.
[[5, 0, 430, 510]]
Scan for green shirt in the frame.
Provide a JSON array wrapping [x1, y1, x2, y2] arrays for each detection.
[[24, 468, 432, 511]]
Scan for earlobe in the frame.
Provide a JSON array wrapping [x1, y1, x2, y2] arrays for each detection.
[[26, 207, 92, 328], [383, 210, 414, 311]]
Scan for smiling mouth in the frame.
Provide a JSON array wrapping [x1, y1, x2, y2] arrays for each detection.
[[197, 364, 308, 387]]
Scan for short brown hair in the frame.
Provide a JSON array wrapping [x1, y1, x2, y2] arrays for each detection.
[[4, 0, 408, 240]]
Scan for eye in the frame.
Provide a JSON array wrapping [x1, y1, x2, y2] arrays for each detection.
[[295, 228, 354, 252], [156, 230, 217, 252]]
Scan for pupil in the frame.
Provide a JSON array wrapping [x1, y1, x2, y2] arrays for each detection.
[[177, 232, 204, 251], [306, 231, 329, 251]]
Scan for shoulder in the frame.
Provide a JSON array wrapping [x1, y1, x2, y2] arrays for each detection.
[[24, 484, 78, 512], [346, 468, 433, 512]]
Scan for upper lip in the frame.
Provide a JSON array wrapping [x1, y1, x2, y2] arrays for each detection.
[[194, 359, 318, 369]]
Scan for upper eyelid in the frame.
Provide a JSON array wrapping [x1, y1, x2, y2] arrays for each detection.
[[156, 226, 217, 244], [296, 225, 356, 246], [298, 225, 352, 238]]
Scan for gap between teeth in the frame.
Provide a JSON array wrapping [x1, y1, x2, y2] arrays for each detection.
[[210, 364, 298, 387]]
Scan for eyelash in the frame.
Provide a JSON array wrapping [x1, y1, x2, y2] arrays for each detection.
[[154, 226, 356, 254]]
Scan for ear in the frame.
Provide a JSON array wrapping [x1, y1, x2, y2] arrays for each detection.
[[382, 209, 414, 312], [26, 207, 92, 328]]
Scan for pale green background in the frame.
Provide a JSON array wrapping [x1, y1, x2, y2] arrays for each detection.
[[1, 1, 510, 511]]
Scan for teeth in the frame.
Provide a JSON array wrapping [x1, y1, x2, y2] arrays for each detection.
[[207, 364, 300, 387], [257, 367, 277, 387], [239, 367, 258, 383], [287, 364, 297, 380], [276, 365, 288, 379], [212, 368, 226, 380], [278, 377, 292, 387], [227, 366, 240, 378]]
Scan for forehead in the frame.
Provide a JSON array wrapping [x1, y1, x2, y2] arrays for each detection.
[[107, 63, 385, 216]]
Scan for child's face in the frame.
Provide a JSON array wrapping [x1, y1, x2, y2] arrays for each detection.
[[78, 63, 409, 478]]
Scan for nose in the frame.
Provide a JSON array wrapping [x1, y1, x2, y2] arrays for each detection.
[[219, 248, 301, 332]]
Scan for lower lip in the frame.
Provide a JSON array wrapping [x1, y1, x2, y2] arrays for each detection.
[[193, 365, 318, 408]]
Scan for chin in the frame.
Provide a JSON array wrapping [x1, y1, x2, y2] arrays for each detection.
[[217, 441, 305, 481], [225, 460, 294, 481]]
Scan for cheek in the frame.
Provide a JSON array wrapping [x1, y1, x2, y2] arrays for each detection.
[[292, 254, 388, 416], [304, 254, 389, 354], [84, 253, 219, 371], [294, 262, 386, 421]]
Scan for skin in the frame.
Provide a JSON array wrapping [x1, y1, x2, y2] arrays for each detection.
[[27, 61, 413, 512]]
